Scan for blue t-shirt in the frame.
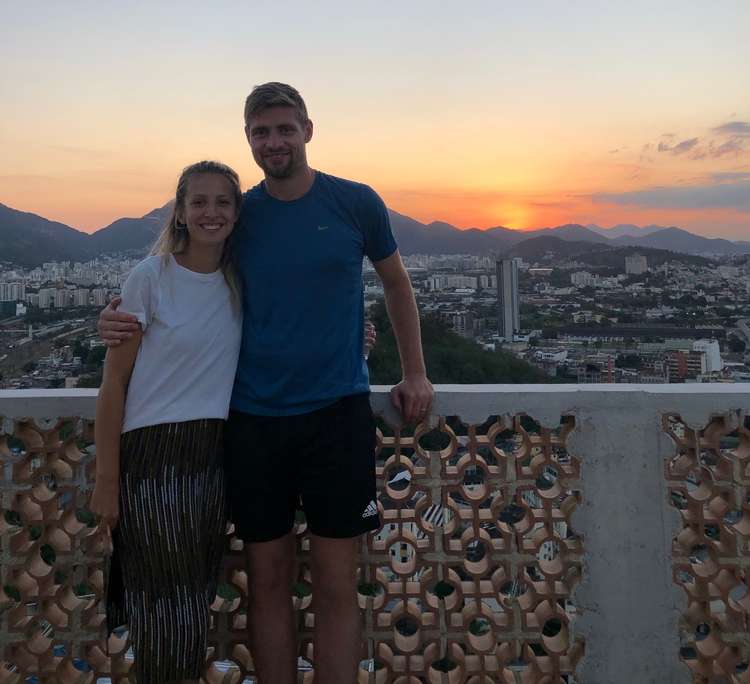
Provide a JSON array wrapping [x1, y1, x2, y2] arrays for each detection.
[[230, 172, 397, 416]]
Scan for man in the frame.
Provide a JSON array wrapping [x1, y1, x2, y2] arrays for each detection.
[[100, 82, 433, 683]]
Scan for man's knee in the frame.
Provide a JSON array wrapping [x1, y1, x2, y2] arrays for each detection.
[[310, 536, 359, 604], [246, 535, 296, 596]]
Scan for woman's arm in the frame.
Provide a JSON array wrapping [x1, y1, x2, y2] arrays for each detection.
[[91, 329, 142, 529]]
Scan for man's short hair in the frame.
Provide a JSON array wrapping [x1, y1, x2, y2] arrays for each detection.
[[244, 82, 309, 126]]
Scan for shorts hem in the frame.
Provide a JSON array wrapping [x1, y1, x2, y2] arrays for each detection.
[[308, 515, 382, 539], [233, 523, 295, 544]]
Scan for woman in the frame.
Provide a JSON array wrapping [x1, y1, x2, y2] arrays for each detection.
[[90, 160, 242, 683]]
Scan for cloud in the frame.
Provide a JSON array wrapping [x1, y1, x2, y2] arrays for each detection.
[[658, 137, 699, 155], [528, 200, 578, 209], [710, 138, 748, 157], [638, 121, 750, 163], [592, 181, 750, 212], [712, 121, 750, 137], [710, 171, 750, 183]]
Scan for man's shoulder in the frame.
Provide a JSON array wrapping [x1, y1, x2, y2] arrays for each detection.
[[316, 172, 385, 215], [241, 182, 266, 206], [317, 171, 373, 197]]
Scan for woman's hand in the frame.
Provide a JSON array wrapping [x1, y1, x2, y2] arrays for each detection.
[[90, 478, 120, 530]]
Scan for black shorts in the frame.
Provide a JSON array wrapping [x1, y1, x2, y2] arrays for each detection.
[[224, 393, 380, 542]]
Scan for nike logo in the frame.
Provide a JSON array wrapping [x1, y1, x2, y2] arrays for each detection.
[[317, 225, 329, 231]]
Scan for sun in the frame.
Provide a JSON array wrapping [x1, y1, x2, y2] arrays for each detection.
[[493, 202, 534, 230]]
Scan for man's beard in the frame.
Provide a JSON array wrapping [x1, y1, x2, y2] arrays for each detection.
[[261, 154, 295, 179]]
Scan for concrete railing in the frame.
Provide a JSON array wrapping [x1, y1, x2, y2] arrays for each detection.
[[1, 385, 749, 683]]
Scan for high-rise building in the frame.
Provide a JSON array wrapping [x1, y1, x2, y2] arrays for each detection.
[[496, 258, 520, 342], [53, 289, 71, 309], [0, 282, 26, 302], [38, 288, 54, 309], [92, 289, 107, 307], [73, 289, 90, 307]]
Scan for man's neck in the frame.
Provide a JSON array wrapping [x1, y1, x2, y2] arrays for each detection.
[[264, 166, 316, 201]]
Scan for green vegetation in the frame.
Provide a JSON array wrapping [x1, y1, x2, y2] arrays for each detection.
[[366, 301, 548, 384], [728, 336, 746, 354]]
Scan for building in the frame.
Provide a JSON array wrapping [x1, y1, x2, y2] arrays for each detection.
[[73, 289, 90, 307], [91, 289, 107, 307], [427, 275, 478, 291], [440, 310, 475, 338], [625, 254, 648, 275], [666, 350, 705, 381], [38, 288, 54, 309], [496, 258, 520, 342], [570, 271, 594, 287], [478, 274, 497, 290], [53, 289, 71, 309], [0, 282, 26, 302], [693, 339, 723, 374]]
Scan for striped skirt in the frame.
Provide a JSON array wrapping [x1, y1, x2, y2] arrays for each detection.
[[106, 419, 226, 684]]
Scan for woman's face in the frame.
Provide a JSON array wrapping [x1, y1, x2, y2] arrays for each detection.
[[178, 173, 238, 248]]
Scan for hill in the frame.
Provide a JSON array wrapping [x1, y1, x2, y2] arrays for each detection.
[[611, 226, 748, 255], [88, 203, 172, 254], [505, 236, 611, 260], [0, 203, 93, 266], [504, 236, 711, 268], [587, 224, 667, 238], [523, 224, 609, 244], [1, 198, 748, 265], [388, 210, 518, 255]]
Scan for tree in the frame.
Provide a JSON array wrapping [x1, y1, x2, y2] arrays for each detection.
[[77, 371, 102, 388], [728, 336, 747, 354], [366, 301, 548, 385]]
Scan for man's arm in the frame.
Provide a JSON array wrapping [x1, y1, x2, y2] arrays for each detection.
[[372, 250, 433, 424]]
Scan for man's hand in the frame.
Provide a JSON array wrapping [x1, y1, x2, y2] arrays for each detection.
[[390, 374, 434, 424], [98, 297, 139, 347], [364, 320, 377, 357]]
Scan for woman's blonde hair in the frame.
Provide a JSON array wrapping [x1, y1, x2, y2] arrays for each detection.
[[151, 160, 242, 304]]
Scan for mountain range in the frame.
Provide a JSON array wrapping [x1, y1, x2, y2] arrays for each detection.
[[1, 201, 748, 267]]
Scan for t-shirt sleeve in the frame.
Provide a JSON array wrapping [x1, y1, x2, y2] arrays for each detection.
[[359, 185, 398, 263], [119, 259, 158, 331]]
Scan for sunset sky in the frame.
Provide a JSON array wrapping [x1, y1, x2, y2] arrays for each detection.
[[2, 1, 749, 239]]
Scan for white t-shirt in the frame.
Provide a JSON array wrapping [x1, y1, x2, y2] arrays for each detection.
[[119, 254, 242, 433]]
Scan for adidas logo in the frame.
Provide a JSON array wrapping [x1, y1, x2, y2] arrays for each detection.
[[362, 501, 378, 518]]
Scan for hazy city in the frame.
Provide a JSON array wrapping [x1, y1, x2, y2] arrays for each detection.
[[2, 236, 748, 391]]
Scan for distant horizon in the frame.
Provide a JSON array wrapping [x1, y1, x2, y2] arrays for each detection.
[[3, 195, 748, 243], [2, 2, 748, 240]]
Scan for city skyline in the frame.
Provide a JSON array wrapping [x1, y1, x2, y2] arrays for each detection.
[[2, 1, 749, 238]]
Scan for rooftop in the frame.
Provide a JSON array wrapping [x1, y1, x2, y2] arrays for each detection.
[[1, 385, 749, 683]]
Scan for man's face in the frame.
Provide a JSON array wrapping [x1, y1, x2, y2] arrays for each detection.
[[245, 106, 313, 180]]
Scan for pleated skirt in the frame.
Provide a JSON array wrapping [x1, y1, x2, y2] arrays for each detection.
[[106, 419, 226, 684]]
